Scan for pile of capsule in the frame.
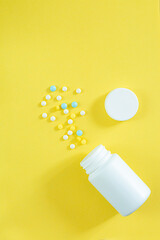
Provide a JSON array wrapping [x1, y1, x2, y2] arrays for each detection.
[[41, 85, 86, 150]]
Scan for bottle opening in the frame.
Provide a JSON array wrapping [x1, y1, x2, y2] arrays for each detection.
[[80, 145, 112, 175]]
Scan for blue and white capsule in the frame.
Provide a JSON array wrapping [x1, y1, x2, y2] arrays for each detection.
[[71, 101, 78, 108], [50, 85, 56, 92], [61, 103, 67, 109], [76, 130, 83, 136]]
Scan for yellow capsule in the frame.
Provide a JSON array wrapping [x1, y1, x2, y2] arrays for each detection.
[[57, 124, 63, 130], [76, 136, 81, 141], [70, 125, 76, 131], [81, 139, 87, 145], [55, 105, 60, 110], [70, 113, 76, 119]]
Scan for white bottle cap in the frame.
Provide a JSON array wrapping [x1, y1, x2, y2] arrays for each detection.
[[105, 88, 139, 121]]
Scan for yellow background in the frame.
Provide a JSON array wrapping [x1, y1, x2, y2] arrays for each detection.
[[0, 0, 160, 239]]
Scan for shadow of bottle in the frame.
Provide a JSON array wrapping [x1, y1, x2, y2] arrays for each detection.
[[44, 154, 117, 233]]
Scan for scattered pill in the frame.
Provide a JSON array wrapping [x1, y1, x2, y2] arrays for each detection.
[[62, 86, 67, 92], [67, 130, 73, 136], [46, 95, 51, 100], [68, 119, 73, 124], [50, 116, 56, 121], [80, 110, 86, 116], [64, 109, 69, 114], [61, 103, 67, 109], [71, 101, 78, 108], [41, 101, 46, 106], [76, 130, 83, 136], [55, 105, 60, 110], [70, 125, 76, 131], [50, 85, 56, 92], [76, 88, 81, 94], [70, 144, 75, 149], [58, 124, 63, 130], [81, 139, 87, 145], [63, 135, 68, 140], [42, 113, 47, 118], [70, 113, 76, 119], [56, 95, 62, 101], [40, 86, 87, 147], [76, 136, 81, 141]]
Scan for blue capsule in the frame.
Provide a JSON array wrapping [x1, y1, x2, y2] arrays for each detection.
[[76, 130, 83, 136], [71, 101, 78, 108], [61, 103, 67, 109], [50, 85, 56, 92]]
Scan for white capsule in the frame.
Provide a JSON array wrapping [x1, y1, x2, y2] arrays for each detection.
[[41, 101, 46, 106], [80, 110, 86, 116], [64, 109, 69, 114], [50, 116, 56, 121], [70, 144, 75, 149], [67, 130, 73, 136], [46, 95, 51, 100], [68, 119, 73, 124], [56, 95, 62, 101], [63, 135, 68, 140], [42, 113, 47, 118], [62, 86, 67, 92], [76, 88, 81, 94]]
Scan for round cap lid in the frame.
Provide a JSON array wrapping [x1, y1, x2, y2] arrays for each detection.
[[105, 88, 139, 121]]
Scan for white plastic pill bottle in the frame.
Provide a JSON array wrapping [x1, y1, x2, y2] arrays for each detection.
[[80, 145, 151, 216]]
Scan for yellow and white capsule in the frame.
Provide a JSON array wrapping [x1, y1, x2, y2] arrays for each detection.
[[70, 113, 76, 119], [57, 124, 63, 130], [81, 139, 87, 145]]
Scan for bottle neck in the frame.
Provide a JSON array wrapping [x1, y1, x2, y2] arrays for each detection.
[[80, 145, 112, 175]]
